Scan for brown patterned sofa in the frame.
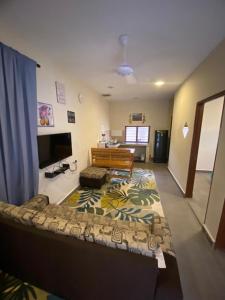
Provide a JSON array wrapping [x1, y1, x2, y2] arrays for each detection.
[[0, 195, 182, 300]]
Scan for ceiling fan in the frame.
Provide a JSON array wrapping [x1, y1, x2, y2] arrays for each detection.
[[116, 35, 168, 87], [116, 34, 137, 84]]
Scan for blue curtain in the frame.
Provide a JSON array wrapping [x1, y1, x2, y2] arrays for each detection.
[[0, 42, 39, 205]]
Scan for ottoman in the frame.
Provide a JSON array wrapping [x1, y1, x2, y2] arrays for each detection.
[[79, 167, 107, 189]]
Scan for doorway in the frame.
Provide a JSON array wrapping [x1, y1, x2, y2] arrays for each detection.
[[188, 97, 224, 224]]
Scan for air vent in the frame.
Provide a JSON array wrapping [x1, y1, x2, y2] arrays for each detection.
[[101, 94, 111, 97]]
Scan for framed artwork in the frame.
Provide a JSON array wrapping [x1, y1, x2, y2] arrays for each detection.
[[129, 113, 145, 123], [37, 102, 54, 127], [67, 111, 75, 123], [131, 113, 143, 121], [55, 81, 66, 104]]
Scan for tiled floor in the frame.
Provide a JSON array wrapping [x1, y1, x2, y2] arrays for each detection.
[[135, 162, 225, 300]]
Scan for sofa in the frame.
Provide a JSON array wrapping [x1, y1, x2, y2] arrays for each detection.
[[0, 195, 182, 300]]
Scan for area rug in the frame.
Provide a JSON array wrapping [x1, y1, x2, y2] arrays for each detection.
[[62, 168, 164, 224], [0, 270, 63, 300]]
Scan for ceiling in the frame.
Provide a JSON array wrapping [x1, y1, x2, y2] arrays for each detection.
[[1, 0, 225, 101]]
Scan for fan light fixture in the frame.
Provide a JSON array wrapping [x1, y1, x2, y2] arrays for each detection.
[[154, 80, 165, 87], [117, 34, 134, 77], [117, 64, 134, 76]]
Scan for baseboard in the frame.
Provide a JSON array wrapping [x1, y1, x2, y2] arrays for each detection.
[[202, 224, 215, 244], [188, 206, 216, 244], [187, 196, 216, 245], [57, 185, 79, 205], [167, 167, 185, 196], [196, 169, 213, 173]]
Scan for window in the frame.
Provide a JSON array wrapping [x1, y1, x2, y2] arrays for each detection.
[[125, 126, 150, 143]]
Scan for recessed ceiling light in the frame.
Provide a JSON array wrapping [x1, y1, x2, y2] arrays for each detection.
[[154, 80, 165, 87], [101, 93, 111, 97], [108, 86, 114, 89]]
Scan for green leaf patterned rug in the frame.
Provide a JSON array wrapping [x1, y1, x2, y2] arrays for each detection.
[[62, 168, 164, 223], [0, 270, 63, 300]]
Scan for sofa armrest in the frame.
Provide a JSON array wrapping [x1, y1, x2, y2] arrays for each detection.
[[22, 194, 49, 212]]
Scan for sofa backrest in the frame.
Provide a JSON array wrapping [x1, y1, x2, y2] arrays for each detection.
[[0, 216, 158, 300], [0, 201, 37, 225]]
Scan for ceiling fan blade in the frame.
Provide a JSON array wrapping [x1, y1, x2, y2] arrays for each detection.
[[125, 74, 137, 84]]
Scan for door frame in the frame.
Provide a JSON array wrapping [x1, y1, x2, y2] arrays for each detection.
[[185, 90, 225, 198], [215, 199, 225, 249]]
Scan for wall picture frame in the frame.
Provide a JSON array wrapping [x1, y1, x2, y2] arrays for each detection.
[[132, 113, 143, 121], [130, 113, 145, 122], [55, 81, 66, 104], [67, 111, 75, 123], [37, 102, 54, 127]]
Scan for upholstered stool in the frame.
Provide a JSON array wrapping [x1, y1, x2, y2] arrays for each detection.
[[79, 167, 107, 189]]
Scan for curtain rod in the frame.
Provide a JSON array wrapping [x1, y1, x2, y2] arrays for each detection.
[[36, 63, 41, 68]]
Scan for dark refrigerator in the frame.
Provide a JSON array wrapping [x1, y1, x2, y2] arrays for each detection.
[[153, 130, 169, 163]]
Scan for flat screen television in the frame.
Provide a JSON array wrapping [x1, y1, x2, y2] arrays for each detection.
[[37, 132, 72, 169]]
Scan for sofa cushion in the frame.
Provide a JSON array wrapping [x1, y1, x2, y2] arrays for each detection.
[[43, 204, 152, 232], [22, 194, 49, 212], [0, 201, 37, 225], [152, 215, 175, 256], [31, 208, 158, 259], [74, 211, 152, 232], [43, 204, 78, 221], [32, 212, 87, 240], [84, 222, 158, 257]]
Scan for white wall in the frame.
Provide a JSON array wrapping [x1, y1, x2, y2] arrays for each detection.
[[196, 97, 224, 171], [0, 34, 110, 204], [37, 66, 110, 204], [169, 38, 225, 240], [109, 98, 173, 156]]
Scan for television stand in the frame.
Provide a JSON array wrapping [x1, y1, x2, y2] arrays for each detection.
[[45, 165, 69, 178]]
